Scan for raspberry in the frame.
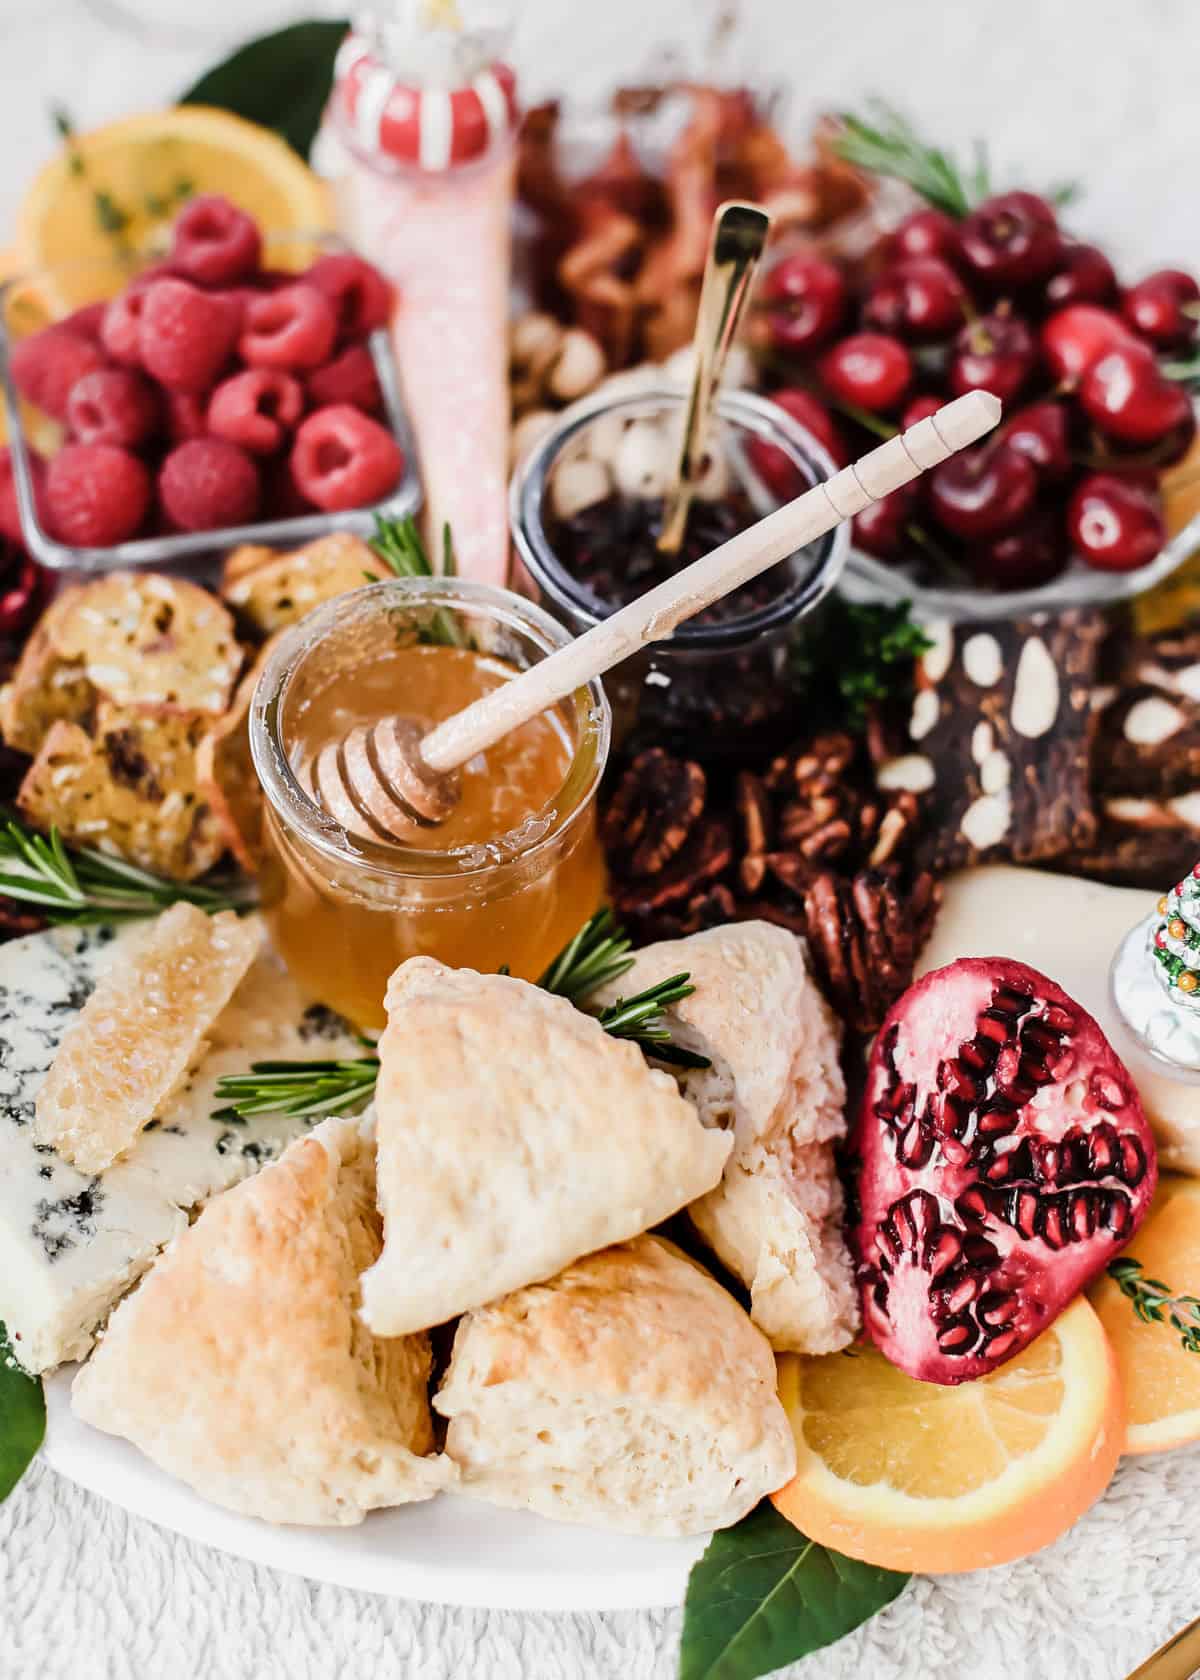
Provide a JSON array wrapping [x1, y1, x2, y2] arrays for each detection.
[[99, 268, 171, 365], [260, 452, 314, 519], [44, 443, 151, 548], [305, 253, 393, 338], [62, 301, 107, 342], [290, 404, 403, 512], [305, 344, 383, 414], [0, 446, 46, 546], [10, 327, 107, 422], [138, 278, 241, 393], [240, 283, 336, 371], [208, 368, 304, 455], [164, 390, 207, 442], [169, 194, 262, 286], [159, 437, 260, 532], [66, 367, 159, 448]]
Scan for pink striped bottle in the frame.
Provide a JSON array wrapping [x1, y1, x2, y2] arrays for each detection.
[[330, 4, 519, 585]]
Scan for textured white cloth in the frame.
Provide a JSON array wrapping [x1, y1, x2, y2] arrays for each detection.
[[2, 1447, 1200, 1680], [4, 3, 1200, 1676]]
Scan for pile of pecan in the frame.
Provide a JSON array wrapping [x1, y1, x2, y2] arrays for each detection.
[[602, 730, 940, 1033]]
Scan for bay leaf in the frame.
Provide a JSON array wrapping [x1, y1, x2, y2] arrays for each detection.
[[0, 1325, 44, 1503]]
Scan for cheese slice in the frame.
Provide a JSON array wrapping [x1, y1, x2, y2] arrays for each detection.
[[0, 920, 363, 1375], [919, 866, 1200, 1174]]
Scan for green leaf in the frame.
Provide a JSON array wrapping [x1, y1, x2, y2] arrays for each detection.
[[181, 20, 348, 161], [679, 1503, 908, 1680], [0, 1326, 45, 1503]]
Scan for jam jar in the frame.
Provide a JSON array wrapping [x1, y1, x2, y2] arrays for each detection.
[[510, 383, 849, 751], [249, 577, 610, 1031]]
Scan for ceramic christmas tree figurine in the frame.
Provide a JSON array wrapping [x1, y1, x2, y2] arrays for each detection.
[[1111, 861, 1200, 1075]]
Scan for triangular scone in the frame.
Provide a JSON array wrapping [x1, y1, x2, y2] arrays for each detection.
[[434, 1235, 796, 1536], [594, 922, 859, 1355], [72, 1116, 452, 1526], [359, 958, 732, 1337]]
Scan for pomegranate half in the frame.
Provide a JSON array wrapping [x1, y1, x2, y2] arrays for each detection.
[[853, 957, 1156, 1385]]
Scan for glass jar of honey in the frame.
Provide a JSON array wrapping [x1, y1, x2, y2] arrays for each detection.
[[249, 578, 610, 1030]]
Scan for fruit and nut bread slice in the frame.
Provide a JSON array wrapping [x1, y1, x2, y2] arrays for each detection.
[[18, 705, 227, 880], [35, 903, 262, 1175], [220, 531, 389, 638]]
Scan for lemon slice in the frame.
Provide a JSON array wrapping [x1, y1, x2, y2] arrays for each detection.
[[772, 1297, 1123, 1574], [16, 107, 332, 312]]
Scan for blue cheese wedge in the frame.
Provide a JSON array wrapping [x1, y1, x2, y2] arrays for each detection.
[[0, 918, 363, 1375]]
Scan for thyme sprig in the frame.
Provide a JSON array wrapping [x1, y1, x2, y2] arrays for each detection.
[[0, 815, 256, 924], [832, 100, 1079, 219], [1107, 1257, 1200, 1355], [369, 514, 469, 648], [212, 910, 710, 1120]]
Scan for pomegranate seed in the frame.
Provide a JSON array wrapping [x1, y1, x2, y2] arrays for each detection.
[[984, 1330, 1020, 1362], [945, 1275, 981, 1313], [1010, 1189, 1039, 1239], [1071, 1192, 1097, 1240], [956, 1187, 991, 1223], [1040, 1200, 1067, 1251], [925, 1227, 963, 1280], [1103, 1192, 1133, 1237], [937, 1318, 979, 1354], [1088, 1123, 1119, 1174], [978, 1291, 1018, 1328], [898, 1119, 933, 1168], [977, 1013, 1013, 1046], [1117, 1133, 1148, 1187]]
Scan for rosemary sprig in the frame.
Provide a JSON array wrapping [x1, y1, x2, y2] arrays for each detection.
[[1107, 1258, 1200, 1355], [369, 515, 467, 647], [832, 100, 1080, 219], [0, 815, 256, 924], [212, 911, 710, 1119]]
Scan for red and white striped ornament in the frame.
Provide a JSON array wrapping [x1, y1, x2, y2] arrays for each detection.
[[333, 31, 518, 172]]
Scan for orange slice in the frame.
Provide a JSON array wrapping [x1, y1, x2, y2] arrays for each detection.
[[772, 1297, 1123, 1574], [16, 107, 332, 312], [1091, 1178, 1200, 1455]]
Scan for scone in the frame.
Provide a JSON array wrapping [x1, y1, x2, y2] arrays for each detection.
[[594, 922, 859, 1354], [358, 957, 732, 1337], [72, 1115, 452, 1525], [434, 1234, 796, 1537]]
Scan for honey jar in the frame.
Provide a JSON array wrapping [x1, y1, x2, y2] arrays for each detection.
[[249, 578, 610, 1030]]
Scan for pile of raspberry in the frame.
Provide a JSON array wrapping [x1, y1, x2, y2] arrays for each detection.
[[6, 195, 404, 550]]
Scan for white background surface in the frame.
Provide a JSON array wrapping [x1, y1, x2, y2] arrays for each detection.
[[4, 2, 1200, 1677]]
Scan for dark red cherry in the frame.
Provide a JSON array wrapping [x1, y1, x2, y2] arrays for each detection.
[[0, 546, 46, 639], [949, 309, 1037, 404], [970, 508, 1067, 591], [748, 388, 847, 499], [1122, 268, 1200, 349], [889, 208, 963, 266], [959, 191, 1062, 286], [901, 395, 943, 429], [862, 258, 967, 341], [1068, 473, 1166, 571], [1040, 304, 1139, 382], [818, 332, 912, 412], [1002, 401, 1072, 480], [762, 251, 846, 352], [1078, 341, 1194, 444], [1044, 244, 1118, 310], [852, 482, 921, 560], [928, 442, 1038, 539]]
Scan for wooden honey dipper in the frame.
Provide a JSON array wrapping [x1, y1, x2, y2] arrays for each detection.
[[303, 390, 1001, 842]]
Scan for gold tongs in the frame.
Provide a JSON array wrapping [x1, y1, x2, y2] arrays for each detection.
[[1124, 1616, 1200, 1680]]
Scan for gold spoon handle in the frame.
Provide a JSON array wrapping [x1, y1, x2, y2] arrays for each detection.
[[656, 199, 772, 555], [1125, 1617, 1200, 1680]]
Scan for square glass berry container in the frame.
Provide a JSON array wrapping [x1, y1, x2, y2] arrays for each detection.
[[0, 235, 421, 575], [510, 383, 849, 751]]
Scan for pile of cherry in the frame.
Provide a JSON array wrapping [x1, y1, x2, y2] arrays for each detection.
[[1, 194, 402, 558], [758, 189, 1200, 588]]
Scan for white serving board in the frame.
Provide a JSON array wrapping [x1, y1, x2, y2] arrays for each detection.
[[42, 1371, 705, 1610]]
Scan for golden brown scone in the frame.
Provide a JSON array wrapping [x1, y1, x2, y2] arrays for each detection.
[[220, 531, 389, 638], [17, 704, 226, 880], [72, 1115, 453, 1526], [435, 1235, 796, 1536], [594, 922, 859, 1355], [359, 958, 732, 1337], [35, 904, 263, 1174], [195, 635, 282, 872]]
